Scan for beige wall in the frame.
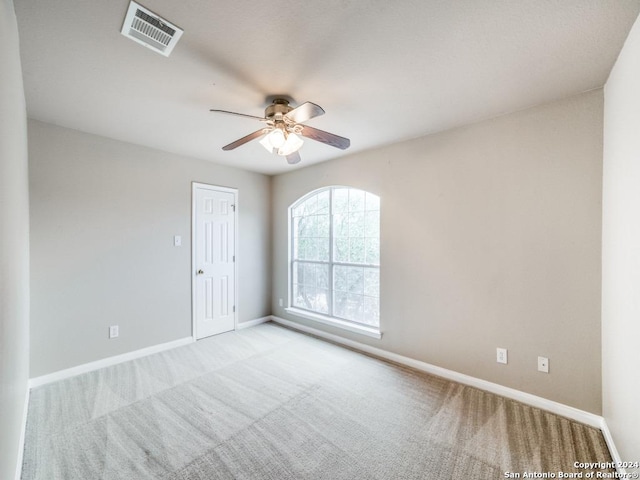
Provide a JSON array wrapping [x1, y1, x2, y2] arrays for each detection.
[[28, 120, 272, 377], [273, 90, 604, 413], [602, 12, 640, 467], [0, 1, 30, 478]]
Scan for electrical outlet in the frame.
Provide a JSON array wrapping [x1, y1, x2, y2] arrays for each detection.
[[497, 348, 508, 364], [538, 356, 549, 373], [279, 298, 283, 307], [109, 325, 119, 339]]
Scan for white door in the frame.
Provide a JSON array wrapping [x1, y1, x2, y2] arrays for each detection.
[[193, 184, 237, 339]]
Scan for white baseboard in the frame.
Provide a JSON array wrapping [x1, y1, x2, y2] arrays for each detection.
[[15, 383, 30, 480], [271, 316, 603, 429], [600, 419, 626, 475], [236, 316, 271, 330], [29, 336, 194, 388], [28, 314, 275, 388]]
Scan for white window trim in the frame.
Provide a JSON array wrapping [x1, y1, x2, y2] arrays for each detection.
[[287, 186, 381, 339], [285, 307, 382, 339]]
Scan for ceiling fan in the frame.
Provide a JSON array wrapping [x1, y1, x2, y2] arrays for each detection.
[[210, 99, 350, 165]]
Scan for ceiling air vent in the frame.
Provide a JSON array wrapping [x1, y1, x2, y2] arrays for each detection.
[[120, 1, 183, 57]]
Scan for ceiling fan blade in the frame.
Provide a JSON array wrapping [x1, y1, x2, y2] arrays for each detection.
[[286, 152, 301, 165], [222, 129, 266, 151], [285, 102, 325, 124], [210, 109, 265, 121], [300, 125, 350, 150]]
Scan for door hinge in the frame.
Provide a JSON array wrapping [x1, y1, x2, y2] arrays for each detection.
[[233, 305, 236, 313], [233, 255, 235, 262], [231, 204, 236, 212]]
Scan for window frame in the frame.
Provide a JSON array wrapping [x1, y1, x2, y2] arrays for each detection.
[[286, 186, 381, 339]]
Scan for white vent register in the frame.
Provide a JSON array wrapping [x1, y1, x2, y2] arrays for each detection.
[[121, 1, 183, 56]]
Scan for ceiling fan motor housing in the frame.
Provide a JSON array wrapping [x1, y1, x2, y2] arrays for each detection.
[[265, 99, 293, 120]]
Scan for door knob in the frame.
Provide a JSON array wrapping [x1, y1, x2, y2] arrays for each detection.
[[197, 269, 204, 275]]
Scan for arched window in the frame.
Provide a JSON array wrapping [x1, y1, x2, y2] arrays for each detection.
[[289, 187, 380, 333]]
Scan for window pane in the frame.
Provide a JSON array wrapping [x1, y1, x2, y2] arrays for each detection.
[[364, 268, 379, 297], [317, 190, 330, 214], [316, 264, 329, 289], [349, 212, 365, 237], [333, 214, 348, 238], [334, 291, 364, 322], [303, 216, 313, 237], [334, 291, 348, 319], [305, 215, 317, 237], [293, 284, 305, 308], [317, 237, 330, 262], [303, 262, 316, 286], [293, 203, 305, 217], [363, 297, 380, 327], [335, 266, 364, 294], [334, 238, 349, 262], [307, 239, 318, 261], [303, 195, 318, 216], [317, 214, 330, 237], [348, 189, 365, 212], [349, 237, 366, 264], [334, 265, 346, 291], [345, 293, 364, 322], [293, 285, 329, 315], [365, 211, 379, 238], [346, 267, 364, 294], [334, 265, 348, 292], [296, 238, 309, 260], [303, 286, 317, 310], [315, 288, 329, 314], [333, 188, 349, 214], [365, 237, 380, 265]]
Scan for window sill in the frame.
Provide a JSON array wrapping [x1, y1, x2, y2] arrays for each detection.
[[284, 308, 382, 339]]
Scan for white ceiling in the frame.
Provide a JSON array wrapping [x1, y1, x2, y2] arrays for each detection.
[[15, 0, 640, 175]]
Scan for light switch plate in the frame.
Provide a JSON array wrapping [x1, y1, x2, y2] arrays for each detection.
[[109, 325, 119, 338], [174, 235, 182, 247]]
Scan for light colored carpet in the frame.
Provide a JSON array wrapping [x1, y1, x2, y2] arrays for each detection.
[[21, 322, 613, 479]]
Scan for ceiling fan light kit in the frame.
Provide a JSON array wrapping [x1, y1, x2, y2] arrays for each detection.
[[210, 98, 350, 165], [260, 129, 304, 156], [260, 128, 286, 151], [277, 132, 304, 156]]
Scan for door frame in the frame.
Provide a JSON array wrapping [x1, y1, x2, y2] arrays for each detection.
[[191, 182, 239, 340]]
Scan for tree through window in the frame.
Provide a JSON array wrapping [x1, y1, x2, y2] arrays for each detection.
[[290, 187, 380, 328]]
